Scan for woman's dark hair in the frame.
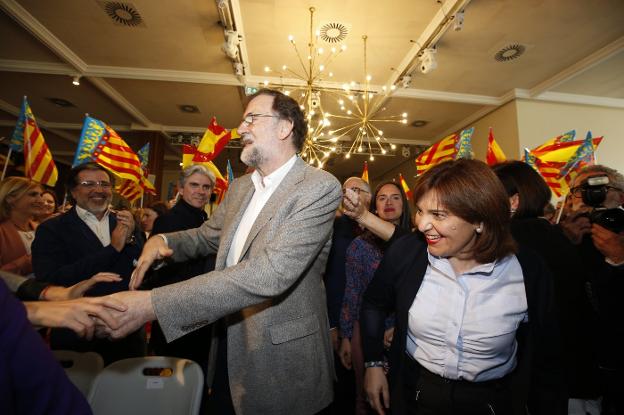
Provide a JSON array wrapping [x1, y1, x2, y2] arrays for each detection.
[[146, 201, 169, 217], [492, 160, 551, 219], [371, 180, 412, 231], [249, 89, 307, 152], [412, 159, 516, 263]]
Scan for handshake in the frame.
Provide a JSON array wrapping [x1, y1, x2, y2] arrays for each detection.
[[26, 273, 156, 341]]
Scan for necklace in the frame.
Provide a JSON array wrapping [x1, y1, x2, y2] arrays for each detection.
[[10, 220, 33, 233]]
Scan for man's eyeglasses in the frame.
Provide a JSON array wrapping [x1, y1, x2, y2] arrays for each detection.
[[342, 187, 370, 195], [241, 113, 280, 126], [78, 180, 112, 189]]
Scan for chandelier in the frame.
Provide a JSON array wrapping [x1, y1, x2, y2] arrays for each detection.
[[329, 35, 407, 161], [261, 7, 348, 168]]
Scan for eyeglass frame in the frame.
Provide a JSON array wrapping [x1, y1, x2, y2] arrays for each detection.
[[77, 180, 113, 190], [241, 113, 281, 126]]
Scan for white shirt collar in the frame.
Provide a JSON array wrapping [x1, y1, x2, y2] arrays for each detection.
[[250, 155, 298, 192], [75, 205, 110, 223], [427, 250, 497, 277]]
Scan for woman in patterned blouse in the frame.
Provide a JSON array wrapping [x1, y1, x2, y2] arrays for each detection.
[[339, 180, 412, 414]]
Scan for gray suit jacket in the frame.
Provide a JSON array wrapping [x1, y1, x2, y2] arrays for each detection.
[[152, 157, 341, 414]]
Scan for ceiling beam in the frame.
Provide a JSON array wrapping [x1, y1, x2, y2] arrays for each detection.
[[0, 0, 87, 72]]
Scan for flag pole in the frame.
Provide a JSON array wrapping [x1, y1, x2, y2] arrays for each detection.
[[554, 194, 567, 224], [1, 147, 12, 181]]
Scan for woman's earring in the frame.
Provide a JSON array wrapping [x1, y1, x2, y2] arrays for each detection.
[[475, 227, 482, 234]]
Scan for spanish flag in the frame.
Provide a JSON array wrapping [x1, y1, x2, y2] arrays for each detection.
[[193, 117, 238, 163], [415, 133, 458, 176], [485, 128, 506, 166], [399, 173, 413, 200]]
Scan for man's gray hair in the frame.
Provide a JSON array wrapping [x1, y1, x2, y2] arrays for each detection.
[[343, 176, 371, 193], [574, 164, 624, 191], [179, 164, 216, 187]]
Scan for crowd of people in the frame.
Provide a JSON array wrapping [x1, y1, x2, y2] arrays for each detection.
[[1, 89, 622, 415]]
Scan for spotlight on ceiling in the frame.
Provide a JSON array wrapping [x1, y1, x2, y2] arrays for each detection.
[[72, 75, 81, 86], [453, 10, 465, 31], [400, 75, 412, 88], [419, 48, 437, 74], [222, 30, 240, 61], [401, 146, 411, 158]]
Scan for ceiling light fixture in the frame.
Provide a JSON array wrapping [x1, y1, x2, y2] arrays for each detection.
[[262, 6, 348, 169], [72, 75, 81, 86], [330, 35, 407, 161]]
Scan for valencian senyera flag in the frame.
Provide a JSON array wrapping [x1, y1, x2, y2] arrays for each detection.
[[454, 127, 474, 159], [415, 133, 458, 176], [116, 142, 156, 203], [74, 116, 155, 197], [524, 149, 568, 197], [11, 96, 58, 186], [485, 128, 506, 166], [557, 131, 603, 189]]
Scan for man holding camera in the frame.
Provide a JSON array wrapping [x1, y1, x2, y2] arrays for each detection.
[[560, 164, 624, 415]]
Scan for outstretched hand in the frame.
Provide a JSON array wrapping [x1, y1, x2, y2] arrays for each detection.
[[129, 236, 173, 290], [342, 188, 367, 220], [25, 296, 127, 340], [42, 273, 122, 301]]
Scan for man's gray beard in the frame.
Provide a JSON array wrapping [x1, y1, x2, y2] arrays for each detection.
[[241, 145, 263, 168]]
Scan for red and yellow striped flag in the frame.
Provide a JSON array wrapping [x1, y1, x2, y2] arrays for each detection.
[[399, 173, 413, 200], [524, 149, 568, 197], [181, 144, 229, 204], [415, 133, 458, 175], [17, 98, 58, 186], [485, 128, 506, 166], [361, 161, 369, 183]]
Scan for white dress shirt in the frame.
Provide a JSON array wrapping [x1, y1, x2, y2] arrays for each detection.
[[75, 205, 111, 246], [225, 155, 298, 267], [407, 252, 528, 381]]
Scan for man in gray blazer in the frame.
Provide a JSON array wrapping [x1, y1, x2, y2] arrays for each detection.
[[102, 89, 342, 414]]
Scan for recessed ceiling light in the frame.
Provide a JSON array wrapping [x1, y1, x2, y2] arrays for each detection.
[[47, 97, 76, 108], [178, 105, 200, 114]]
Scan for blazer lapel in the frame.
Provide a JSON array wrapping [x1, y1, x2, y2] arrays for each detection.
[[237, 158, 306, 261], [69, 208, 106, 248]]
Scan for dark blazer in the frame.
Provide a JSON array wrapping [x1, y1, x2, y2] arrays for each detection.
[[360, 232, 566, 415], [32, 207, 142, 296], [0, 279, 91, 415], [143, 198, 213, 288]]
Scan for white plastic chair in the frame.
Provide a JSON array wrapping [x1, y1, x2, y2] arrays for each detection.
[[53, 350, 104, 397], [87, 356, 204, 415]]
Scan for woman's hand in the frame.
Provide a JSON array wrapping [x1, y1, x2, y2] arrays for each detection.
[[339, 337, 352, 369], [365, 367, 390, 415], [383, 327, 394, 349], [42, 273, 121, 301]]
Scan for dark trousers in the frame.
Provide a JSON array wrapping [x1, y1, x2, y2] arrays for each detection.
[[404, 358, 512, 415], [206, 320, 236, 415]]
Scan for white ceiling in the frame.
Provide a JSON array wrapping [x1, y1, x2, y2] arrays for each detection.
[[0, 0, 623, 184]]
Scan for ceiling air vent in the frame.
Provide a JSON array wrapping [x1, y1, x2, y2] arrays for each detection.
[[318, 22, 349, 44], [178, 105, 200, 114], [47, 97, 75, 108], [494, 44, 526, 62], [98, 1, 145, 27]]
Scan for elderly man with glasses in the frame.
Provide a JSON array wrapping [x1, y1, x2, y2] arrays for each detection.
[[559, 164, 624, 415], [32, 162, 145, 363]]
